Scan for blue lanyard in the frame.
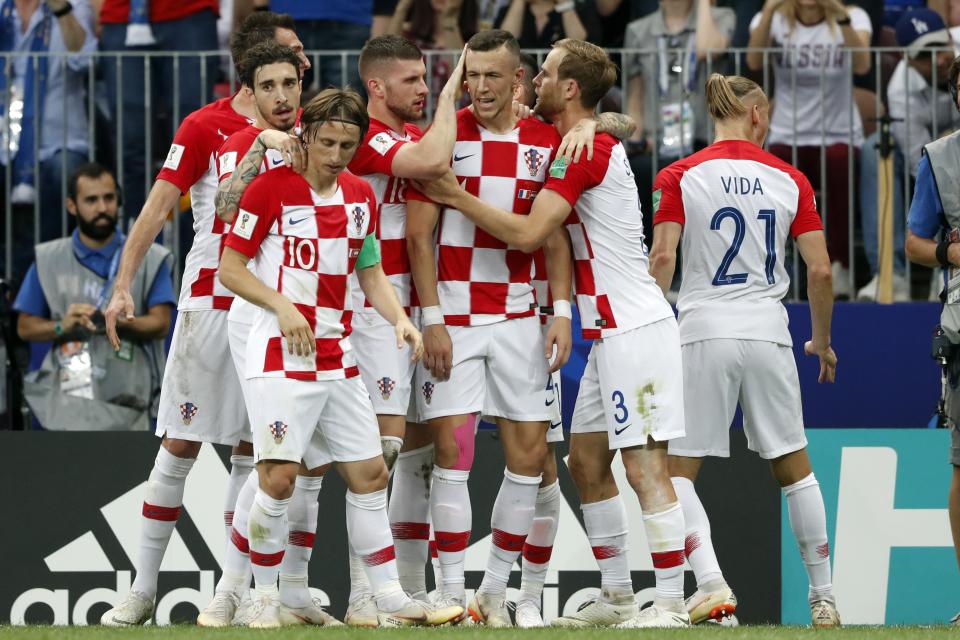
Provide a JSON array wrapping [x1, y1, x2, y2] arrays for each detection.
[[95, 231, 126, 310]]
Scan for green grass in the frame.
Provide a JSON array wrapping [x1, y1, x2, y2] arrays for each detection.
[[1, 627, 958, 640]]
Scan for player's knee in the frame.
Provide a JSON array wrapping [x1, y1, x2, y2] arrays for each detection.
[[162, 437, 201, 460], [433, 437, 462, 469], [568, 450, 601, 490], [508, 438, 548, 476], [259, 470, 296, 500]]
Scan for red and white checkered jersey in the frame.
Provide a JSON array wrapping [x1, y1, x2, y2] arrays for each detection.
[[223, 168, 378, 381], [157, 96, 252, 311], [347, 117, 423, 315], [216, 124, 288, 326], [409, 107, 560, 326], [544, 134, 673, 340], [531, 250, 550, 326], [654, 139, 823, 346]]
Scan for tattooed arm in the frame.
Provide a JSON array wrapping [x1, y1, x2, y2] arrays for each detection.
[[215, 130, 303, 224], [556, 112, 639, 162]]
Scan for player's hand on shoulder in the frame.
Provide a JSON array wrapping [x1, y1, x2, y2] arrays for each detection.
[[423, 324, 453, 381], [545, 316, 573, 373], [558, 118, 597, 163], [259, 129, 307, 173], [277, 301, 315, 357], [104, 289, 135, 350], [804, 340, 837, 384], [395, 316, 424, 362]]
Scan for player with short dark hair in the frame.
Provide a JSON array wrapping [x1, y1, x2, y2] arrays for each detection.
[[416, 38, 691, 629]]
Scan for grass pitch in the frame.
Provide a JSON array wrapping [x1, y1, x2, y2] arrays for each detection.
[[1, 627, 957, 640]]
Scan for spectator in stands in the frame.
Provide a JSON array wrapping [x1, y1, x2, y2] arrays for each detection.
[[747, 0, 872, 299], [623, 0, 736, 236], [496, 0, 603, 47], [242, 0, 370, 90], [13, 163, 175, 431], [0, 0, 97, 279], [99, 0, 219, 222], [389, 0, 478, 112]]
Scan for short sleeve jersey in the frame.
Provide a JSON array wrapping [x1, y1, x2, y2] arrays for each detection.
[[156, 96, 252, 311], [750, 7, 872, 147], [653, 139, 822, 346], [408, 107, 561, 326], [223, 169, 379, 381], [347, 117, 423, 314], [545, 134, 673, 340]]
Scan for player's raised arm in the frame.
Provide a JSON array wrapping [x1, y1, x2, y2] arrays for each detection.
[[406, 196, 451, 379], [542, 229, 573, 372], [104, 179, 181, 349], [796, 230, 837, 383]]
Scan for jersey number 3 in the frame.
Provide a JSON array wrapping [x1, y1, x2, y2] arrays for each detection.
[[711, 207, 776, 286]]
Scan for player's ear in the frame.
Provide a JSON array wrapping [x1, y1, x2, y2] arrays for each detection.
[[242, 85, 254, 99]]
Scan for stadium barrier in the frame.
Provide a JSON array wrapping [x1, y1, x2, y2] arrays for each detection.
[[0, 45, 952, 300]]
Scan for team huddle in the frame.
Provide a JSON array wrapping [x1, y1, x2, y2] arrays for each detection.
[[98, 10, 840, 630]]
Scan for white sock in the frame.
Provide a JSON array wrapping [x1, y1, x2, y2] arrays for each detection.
[[582, 495, 633, 595], [346, 489, 408, 612], [430, 466, 471, 600], [224, 454, 254, 542], [248, 489, 291, 589], [429, 527, 443, 589], [215, 471, 256, 595], [783, 473, 833, 602], [279, 475, 322, 609], [132, 447, 195, 598], [643, 502, 686, 609], [348, 546, 372, 603], [520, 480, 561, 606], [479, 469, 541, 595], [671, 477, 725, 590], [389, 444, 433, 596]]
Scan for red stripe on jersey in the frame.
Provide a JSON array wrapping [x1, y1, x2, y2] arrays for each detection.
[[315, 338, 347, 371], [230, 527, 249, 554], [435, 530, 471, 552], [380, 238, 408, 275], [263, 337, 285, 373], [592, 545, 620, 560], [438, 245, 472, 282], [212, 296, 233, 310], [522, 543, 553, 564], [475, 226, 508, 250], [190, 267, 215, 298], [316, 274, 348, 310], [288, 530, 316, 548], [492, 529, 527, 552], [142, 503, 180, 522], [595, 295, 618, 331], [574, 259, 596, 295], [250, 549, 285, 567], [391, 522, 431, 540], [651, 549, 685, 569], [344, 365, 360, 378], [363, 545, 397, 566]]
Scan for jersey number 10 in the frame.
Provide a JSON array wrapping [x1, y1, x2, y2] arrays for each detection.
[[711, 207, 776, 287]]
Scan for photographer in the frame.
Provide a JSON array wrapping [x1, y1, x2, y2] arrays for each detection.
[[904, 55, 960, 626], [12, 163, 175, 431]]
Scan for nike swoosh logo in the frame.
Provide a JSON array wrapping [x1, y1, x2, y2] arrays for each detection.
[[549, 420, 561, 429], [614, 424, 631, 435], [453, 154, 474, 162], [271, 157, 284, 166], [288, 217, 309, 225], [545, 396, 555, 407]]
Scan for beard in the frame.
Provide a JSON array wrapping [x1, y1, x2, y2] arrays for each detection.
[[386, 95, 423, 123], [77, 213, 116, 241]]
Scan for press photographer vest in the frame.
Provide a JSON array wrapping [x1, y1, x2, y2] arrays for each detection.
[[925, 131, 960, 343], [23, 237, 171, 430]]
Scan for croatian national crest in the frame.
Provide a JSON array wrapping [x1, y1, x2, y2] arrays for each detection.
[[269, 421, 288, 444], [422, 381, 434, 405], [352, 206, 365, 234], [524, 148, 544, 177], [179, 402, 198, 425], [377, 376, 396, 400]]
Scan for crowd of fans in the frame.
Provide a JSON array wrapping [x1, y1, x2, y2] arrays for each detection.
[[1, 0, 959, 430]]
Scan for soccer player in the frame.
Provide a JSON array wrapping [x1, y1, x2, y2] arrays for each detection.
[[342, 35, 464, 626], [407, 29, 574, 626], [414, 39, 691, 628], [217, 89, 461, 629], [648, 73, 839, 627], [196, 42, 340, 627], [99, 13, 310, 626]]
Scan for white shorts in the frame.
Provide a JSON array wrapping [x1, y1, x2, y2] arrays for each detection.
[[351, 311, 418, 421], [248, 376, 381, 466], [416, 315, 551, 423], [545, 369, 564, 443], [156, 309, 250, 446], [668, 339, 807, 459], [571, 318, 685, 449]]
